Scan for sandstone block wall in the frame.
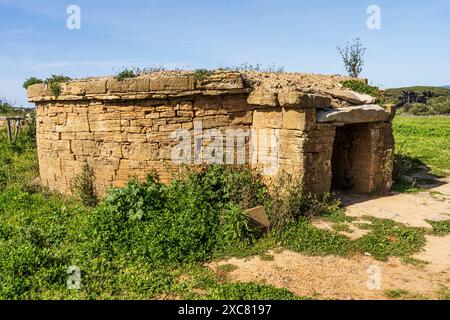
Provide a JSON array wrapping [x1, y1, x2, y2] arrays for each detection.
[[28, 71, 394, 197]]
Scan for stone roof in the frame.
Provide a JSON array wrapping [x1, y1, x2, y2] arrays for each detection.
[[27, 70, 378, 109]]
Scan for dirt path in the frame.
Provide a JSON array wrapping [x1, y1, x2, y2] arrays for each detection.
[[208, 177, 450, 300], [209, 251, 449, 300]]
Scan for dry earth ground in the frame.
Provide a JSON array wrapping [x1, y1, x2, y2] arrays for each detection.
[[208, 176, 450, 300]]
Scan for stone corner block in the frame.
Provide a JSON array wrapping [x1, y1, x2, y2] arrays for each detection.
[[303, 94, 332, 109], [27, 83, 48, 100], [278, 91, 305, 107], [247, 90, 278, 107]]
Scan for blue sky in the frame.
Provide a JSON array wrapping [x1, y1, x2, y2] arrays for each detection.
[[1, 0, 449, 107]]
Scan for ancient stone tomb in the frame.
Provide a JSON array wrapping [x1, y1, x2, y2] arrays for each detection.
[[28, 71, 394, 197]]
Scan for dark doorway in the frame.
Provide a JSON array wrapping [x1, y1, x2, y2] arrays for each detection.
[[331, 123, 370, 191]]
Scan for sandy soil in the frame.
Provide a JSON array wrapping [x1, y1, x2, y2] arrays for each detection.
[[209, 250, 449, 300], [208, 177, 450, 300]]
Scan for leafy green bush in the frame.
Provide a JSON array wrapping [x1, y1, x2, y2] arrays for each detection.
[[192, 69, 213, 80], [44, 75, 71, 97], [428, 96, 450, 115], [0, 100, 14, 115], [22, 75, 71, 97], [23, 77, 44, 89], [116, 69, 137, 81], [0, 100, 27, 116], [404, 103, 431, 115], [397, 97, 450, 116], [86, 166, 263, 267]]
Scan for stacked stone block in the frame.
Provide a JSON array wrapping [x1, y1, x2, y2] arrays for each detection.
[[29, 71, 394, 197]]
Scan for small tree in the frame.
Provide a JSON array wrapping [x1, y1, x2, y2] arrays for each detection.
[[337, 38, 366, 78]]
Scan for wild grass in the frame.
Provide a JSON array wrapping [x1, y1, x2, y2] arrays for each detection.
[[393, 116, 450, 177]]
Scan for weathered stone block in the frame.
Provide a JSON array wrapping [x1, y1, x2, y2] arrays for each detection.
[[229, 111, 253, 125], [122, 143, 158, 161], [149, 76, 194, 91], [107, 78, 150, 93], [278, 91, 304, 107], [252, 108, 283, 129], [247, 90, 278, 107], [282, 108, 316, 131], [302, 94, 332, 109], [90, 120, 122, 132]]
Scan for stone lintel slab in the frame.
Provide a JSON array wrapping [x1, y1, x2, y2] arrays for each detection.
[[316, 105, 390, 124]]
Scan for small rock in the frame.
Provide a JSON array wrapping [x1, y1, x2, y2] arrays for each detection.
[[245, 206, 271, 232]]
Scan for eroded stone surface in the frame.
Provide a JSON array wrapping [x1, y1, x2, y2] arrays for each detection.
[[326, 89, 376, 105], [316, 105, 390, 124], [29, 71, 395, 197]]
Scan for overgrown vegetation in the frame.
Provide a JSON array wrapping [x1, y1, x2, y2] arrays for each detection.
[[1, 113, 448, 299], [281, 216, 426, 261], [355, 217, 426, 261], [427, 220, 450, 236], [398, 97, 450, 116], [386, 86, 450, 115], [115, 68, 138, 81], [45, 75, 71, 97], [206, 283, 303, 300], [0, 100, 29, 116], [0, 136, 304, 299], [267, 174, 342, 231], [86, 167, 264, 268], [192, 68, 213, 80], [190, 64, 286, 81], [385, 86, 450, 100], [22, 75, 71, 97], [22, 77, 44, 89], [340, 80, 385, 104], [72, 162, 98, 207]]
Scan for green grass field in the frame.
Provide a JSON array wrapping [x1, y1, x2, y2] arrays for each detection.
[[393, 116, 450, 176]]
